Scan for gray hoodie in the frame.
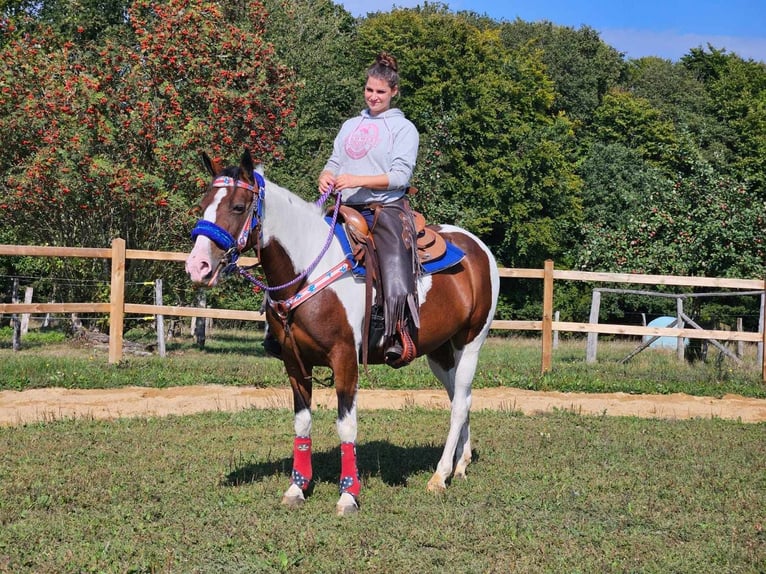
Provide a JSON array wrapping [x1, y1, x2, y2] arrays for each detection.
[[322, 108, 419, 205]]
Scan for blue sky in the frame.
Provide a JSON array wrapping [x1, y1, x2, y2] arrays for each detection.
[[338, 0, 766, 62]]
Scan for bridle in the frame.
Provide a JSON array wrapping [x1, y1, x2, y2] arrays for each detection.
[[190, 173, 265, 286], [190, 171, 343, 293]]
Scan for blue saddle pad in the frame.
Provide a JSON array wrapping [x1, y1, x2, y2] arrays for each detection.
[[326, 217, 464, 278]]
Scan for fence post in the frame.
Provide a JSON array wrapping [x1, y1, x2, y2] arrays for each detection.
[[586, 290, 601, 363], [20, 286, 33, 335], [108, 238, 126, 364], [193, 289, 206, 348], [676, 296, 685, 361], [760, 285, 765, 383], [155, 279, 166, 358], [541, 259, 554, 373], [11, 279, 20, 351], [736, 318, 744, 358]]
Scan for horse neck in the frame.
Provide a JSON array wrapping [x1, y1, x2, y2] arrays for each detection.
[[260, 181, 335, 276]]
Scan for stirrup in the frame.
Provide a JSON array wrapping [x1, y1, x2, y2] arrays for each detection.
[[384, 321, 416, 368]]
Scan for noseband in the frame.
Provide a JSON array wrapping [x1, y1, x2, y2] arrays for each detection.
[[190, 172, 265, 277]]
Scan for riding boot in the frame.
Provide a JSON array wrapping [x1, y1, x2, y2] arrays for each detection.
[[370, 198, 420, 368]]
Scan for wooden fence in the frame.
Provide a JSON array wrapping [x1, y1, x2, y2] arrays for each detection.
[[1, 239, 764, 381]]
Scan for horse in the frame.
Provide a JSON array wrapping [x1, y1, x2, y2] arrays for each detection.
[[185, 149, 499, 515]]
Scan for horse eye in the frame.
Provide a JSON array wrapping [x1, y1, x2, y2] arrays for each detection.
[[232, 204, 246, 214]]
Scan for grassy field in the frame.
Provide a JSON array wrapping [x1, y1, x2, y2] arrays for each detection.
[[1, 408, 764, 573], [1, 326, 764, 398], [1, 326, 764, 572]]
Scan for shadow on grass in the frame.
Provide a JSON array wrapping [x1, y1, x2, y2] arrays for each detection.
[[167, 340, 268, 356], [224, 440, 456, 488]]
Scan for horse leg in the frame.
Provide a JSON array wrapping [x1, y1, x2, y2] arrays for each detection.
[[426, 344, 480, 492], [333, 356, 361, 516], [281, 370, 313, 508]]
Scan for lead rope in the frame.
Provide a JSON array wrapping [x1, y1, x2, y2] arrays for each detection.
[[236, 188, 342, 293]]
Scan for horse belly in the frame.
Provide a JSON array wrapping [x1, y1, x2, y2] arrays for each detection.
[[417, 227, 496, 353]]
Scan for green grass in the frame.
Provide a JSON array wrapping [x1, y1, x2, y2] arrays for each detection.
[[1, 327, 764, 398], [1, 327, 764, 572], [1, 408, 764, 573]]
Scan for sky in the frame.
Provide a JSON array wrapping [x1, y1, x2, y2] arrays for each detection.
[[338, 0, 766, 62]]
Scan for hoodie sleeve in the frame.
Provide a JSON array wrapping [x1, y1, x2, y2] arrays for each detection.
[[387, 119, 419, 189]]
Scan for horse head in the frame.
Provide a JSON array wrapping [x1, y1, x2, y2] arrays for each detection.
[[185, 149, 263, 286]]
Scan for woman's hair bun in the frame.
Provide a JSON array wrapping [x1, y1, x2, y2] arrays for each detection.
[[376, 51, 398, 72]]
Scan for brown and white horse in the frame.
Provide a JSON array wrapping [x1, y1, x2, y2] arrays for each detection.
[[185, 149, 499, 515]]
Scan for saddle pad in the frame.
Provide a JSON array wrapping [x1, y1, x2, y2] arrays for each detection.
[[326, 217, 465, 278]]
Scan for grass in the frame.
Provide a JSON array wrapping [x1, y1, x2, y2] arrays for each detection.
[[1, 326, 764, 572], [0, 326, 764, 398], [1, 408, 764, 573]]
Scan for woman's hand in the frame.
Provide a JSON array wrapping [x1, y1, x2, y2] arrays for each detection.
[[332, 174, 360, 191], [318, 171, 336, 194]]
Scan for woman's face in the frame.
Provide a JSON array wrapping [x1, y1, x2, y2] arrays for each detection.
[[364, 76, 397, 116]]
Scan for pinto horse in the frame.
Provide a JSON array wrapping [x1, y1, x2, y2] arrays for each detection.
[[185, 149, 499, 515]]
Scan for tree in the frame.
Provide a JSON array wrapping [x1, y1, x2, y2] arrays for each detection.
[[576, 158, 765, 279], [682, 46, 766, 197], [259, 0, 360, 198], [356, 6, 582, 269], [0, 0, 297, 303], [1, 0, 131, 43], [590, 89, 682, 174], [626, 57, 730, 174], [498, 20, 626, 124]]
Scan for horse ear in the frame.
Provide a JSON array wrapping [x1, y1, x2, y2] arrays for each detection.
[[241, 148, 255, 178], [201, 152, 223, 177]]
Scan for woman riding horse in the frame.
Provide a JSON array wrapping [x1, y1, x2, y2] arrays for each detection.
[[186, 150, 499, 515]]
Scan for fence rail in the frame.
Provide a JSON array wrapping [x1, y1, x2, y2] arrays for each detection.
[[1, 240, 764, 380]]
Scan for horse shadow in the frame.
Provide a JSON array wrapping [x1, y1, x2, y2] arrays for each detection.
[[223, 440, 470, 489]]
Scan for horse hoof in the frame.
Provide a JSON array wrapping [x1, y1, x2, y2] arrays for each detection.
[[281, 484, 306, 508], [426, 475, 447, 493], [281, 494, 305, 509], [336, 492, 359, 516]]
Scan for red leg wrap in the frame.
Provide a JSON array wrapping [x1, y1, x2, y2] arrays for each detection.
[[291, 436, 312, 491], [339, 442, 361, 497]]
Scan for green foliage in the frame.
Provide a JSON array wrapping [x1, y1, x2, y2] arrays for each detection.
[[1, 0, 131, 42], [681, 47, 766, 193], [576, 158, 765, 278], [591, 89, 682, 172], [259, 0, 361, 198], [498, 19, 626, 123], [357, 7, 583, 268], [625, 57, 729, 174]]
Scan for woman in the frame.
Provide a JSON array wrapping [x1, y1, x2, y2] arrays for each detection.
[[318, 51, 420, 367]]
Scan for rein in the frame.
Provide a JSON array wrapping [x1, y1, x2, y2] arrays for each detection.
[[237, 185, 344, 296]]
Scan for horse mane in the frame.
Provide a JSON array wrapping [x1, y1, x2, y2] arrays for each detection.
[[262, 177, 325, 219], [213, 160, 323, 220]]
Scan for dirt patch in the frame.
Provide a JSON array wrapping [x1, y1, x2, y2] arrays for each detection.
[[1, 386, 765, 426]]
